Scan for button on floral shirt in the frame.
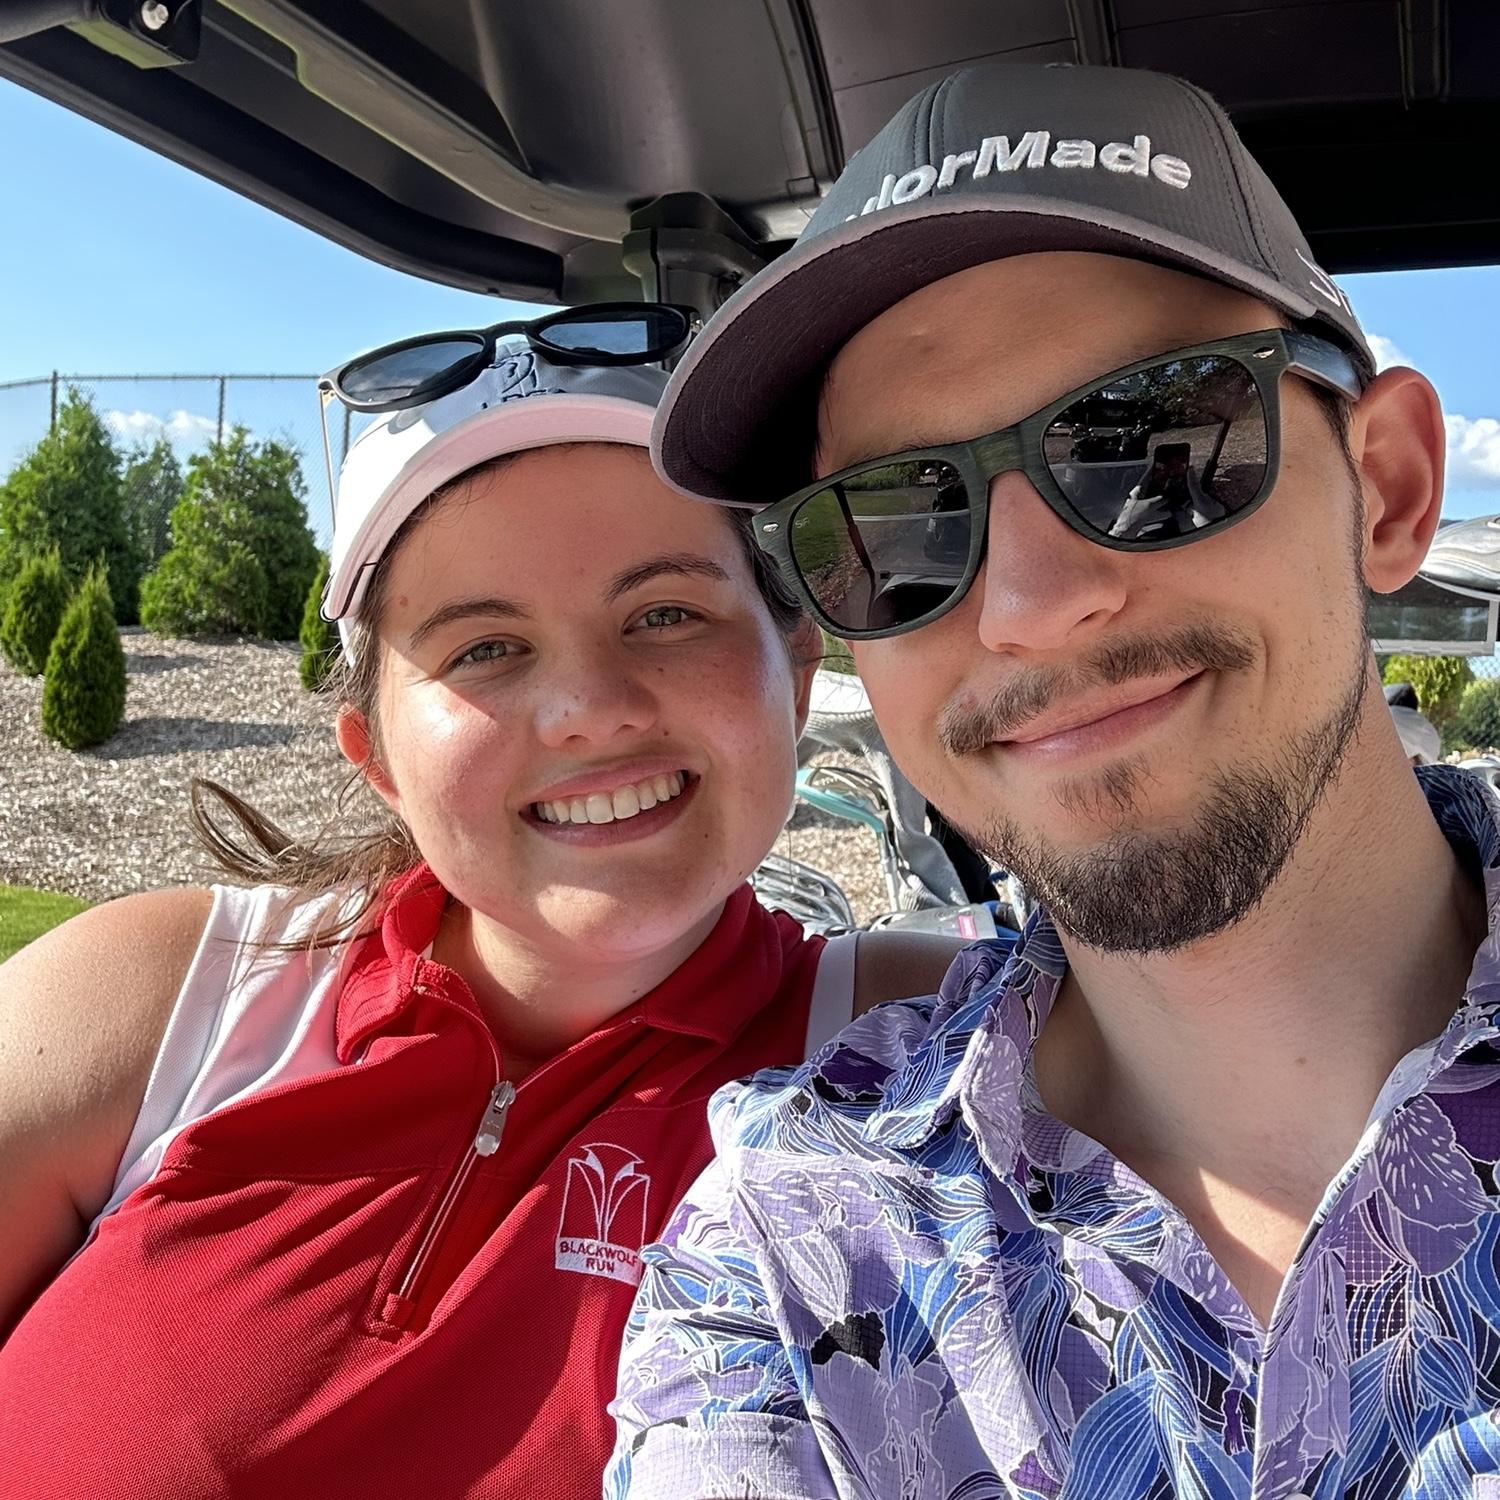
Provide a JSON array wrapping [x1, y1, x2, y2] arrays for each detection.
[[608, 767, 1500, 1500]]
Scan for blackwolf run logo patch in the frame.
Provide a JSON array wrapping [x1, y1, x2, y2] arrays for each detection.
[[555, 1143, 651, 1285]]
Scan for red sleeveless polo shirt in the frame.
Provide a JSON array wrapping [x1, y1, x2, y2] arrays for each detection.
[[0, 871, 824, 1497]]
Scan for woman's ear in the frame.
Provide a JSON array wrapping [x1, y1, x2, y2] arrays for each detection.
[[789, 616, 824, 739], [1351, 366, 1447, 595], [335, 705, 401, 814]]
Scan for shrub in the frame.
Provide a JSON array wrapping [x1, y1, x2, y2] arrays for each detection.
[[1381, 654, 1473, 729], [140, 535, 269, 638], [1454, 679, 1500, 755], [0, 388, 140, 622], [0, 548, 70, 676], [41, 565, 126, 750], [146, 428, 318, 640], [299, 553, 337, 691], [121, 437, 183, 571]]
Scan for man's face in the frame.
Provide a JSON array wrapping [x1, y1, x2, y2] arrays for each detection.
[[827, 253, 1373, 952]]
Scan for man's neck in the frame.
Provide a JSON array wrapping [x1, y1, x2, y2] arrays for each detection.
[[1032, 733, 1488, 1320]]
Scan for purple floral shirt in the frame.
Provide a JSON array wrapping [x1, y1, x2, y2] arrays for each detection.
[[608, 767, 1500, 1500]]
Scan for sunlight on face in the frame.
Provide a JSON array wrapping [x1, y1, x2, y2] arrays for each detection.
[[832, 254, 1372, 950], [365, 444, 809, 965]]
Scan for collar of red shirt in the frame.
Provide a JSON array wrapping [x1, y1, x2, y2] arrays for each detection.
[[334, 864, 813, 1062]]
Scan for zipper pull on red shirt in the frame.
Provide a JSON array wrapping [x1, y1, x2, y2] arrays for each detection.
[[474, 1081, 516, 1156]]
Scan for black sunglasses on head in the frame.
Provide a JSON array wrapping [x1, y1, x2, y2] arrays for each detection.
[[322, 301, 698, 413], [753, 329, 1365, 640]]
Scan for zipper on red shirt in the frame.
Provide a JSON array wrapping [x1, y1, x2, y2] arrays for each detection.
[[380, 1079, 516, 1329], [378, 989, 644, 1333]]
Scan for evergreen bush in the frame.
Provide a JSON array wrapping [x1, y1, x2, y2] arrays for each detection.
[[1454, 679, 1500, 754], [1381, 654, 1473, 729], [41, 565, 126, 750], [0, 389, 140, 623], [121, 437, 184, 572], [141, 428, 318, 640], [299, 553, 337, 691], [140, 533, 269, 638], [0, 548, 70, 676]]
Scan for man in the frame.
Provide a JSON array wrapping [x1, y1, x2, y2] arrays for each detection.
[[1386, 681, 1444, 765], [609, 62, 1498, 1499]]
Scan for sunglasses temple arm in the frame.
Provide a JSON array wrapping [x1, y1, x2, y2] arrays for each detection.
[[832, 483, 880, 598], [317, 381, 340, 529]]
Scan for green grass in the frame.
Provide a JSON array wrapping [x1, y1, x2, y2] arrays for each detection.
[[0, 883, 89, 963]]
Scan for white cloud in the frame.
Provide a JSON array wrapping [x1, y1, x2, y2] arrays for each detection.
[[104, 407, 217, 447], [1447, 415, 1500, 490], [1366, 333, 1409, 371]]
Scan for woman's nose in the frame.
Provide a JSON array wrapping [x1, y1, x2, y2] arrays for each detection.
[[531, 647, 660, 748]]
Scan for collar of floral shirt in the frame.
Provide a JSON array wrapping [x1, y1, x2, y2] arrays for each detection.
[[867, 764, 1500, 1170]]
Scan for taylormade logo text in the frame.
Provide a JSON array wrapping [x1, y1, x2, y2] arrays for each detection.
[[847, 131, 1191, 220]]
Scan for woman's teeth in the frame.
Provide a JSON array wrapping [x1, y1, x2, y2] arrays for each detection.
[[533, 771, 687, 826]]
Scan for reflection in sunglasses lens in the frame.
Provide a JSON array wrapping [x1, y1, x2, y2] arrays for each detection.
[[1042, 355, 1267, 544], [341, 336, 487, 404], [790, 459, 971, 632], [541, 307, 687, 358]]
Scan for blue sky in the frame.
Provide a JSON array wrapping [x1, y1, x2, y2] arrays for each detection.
[[2, 76, 1498, 547]]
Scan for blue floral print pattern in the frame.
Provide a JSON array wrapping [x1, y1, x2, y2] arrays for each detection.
[[608, 767, 1500, 1500]]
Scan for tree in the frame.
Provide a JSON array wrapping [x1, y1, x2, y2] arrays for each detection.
[[138, 427, 319, 639], [299, 553, 338, 691], [1454, 679, 1500, 754], [1381, 654, 1473, 730], [121, 438, 183, 571], [0, 388, 140, 622], [41, 564, 126, 750], [0, 547, 70, 676], [139, 525, 269, 638]]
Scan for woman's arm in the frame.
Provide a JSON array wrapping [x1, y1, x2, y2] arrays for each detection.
[[0, 887, 212, 1334]]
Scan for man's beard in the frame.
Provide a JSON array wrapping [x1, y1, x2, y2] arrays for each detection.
[[941, 620, 1369, 955]]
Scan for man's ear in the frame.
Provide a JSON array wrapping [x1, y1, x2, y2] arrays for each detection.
[[789, 616, 824, 740], [1352, 367, 1447, 594], [335, 705, 401, 814]]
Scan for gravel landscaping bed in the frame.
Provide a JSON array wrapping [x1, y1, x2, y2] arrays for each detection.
[[0, 629, 888, 922]]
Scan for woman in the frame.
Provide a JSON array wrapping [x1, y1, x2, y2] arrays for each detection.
[[0, 310, 957, 1498]]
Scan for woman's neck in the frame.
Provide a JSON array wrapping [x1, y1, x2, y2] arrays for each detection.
[[430, 899, 728, 1079]]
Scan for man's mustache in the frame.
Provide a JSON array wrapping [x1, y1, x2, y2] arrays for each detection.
[[937, 623, 1258, 757]]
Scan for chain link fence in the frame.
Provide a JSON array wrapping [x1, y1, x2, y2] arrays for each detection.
[[0, 372, 344, 547]]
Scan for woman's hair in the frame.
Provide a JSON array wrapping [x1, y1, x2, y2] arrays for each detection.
[[190, 448, 807, 947]]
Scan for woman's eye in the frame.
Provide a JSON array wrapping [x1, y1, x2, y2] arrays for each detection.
[[638, 605, 692, 630], [451, 638, 519, 670]]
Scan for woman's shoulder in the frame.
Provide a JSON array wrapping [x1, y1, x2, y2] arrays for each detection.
[[850, 928, 965, 1016]]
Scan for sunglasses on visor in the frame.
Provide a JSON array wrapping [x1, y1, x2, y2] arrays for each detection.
[[753, 329, 1365, 640], [321, 301, 697, 413]]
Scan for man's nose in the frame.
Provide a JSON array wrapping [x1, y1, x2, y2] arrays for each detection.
[[532, 645, 659, 748], [969, 469, 1127, 654]]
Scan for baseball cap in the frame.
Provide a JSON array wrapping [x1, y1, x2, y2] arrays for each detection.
[[653, 61, 1375, 507], [324, 338, 668, 653]]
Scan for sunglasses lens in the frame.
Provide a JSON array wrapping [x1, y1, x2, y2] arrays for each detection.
[[789, 459, 972, 634], [1043, 355, 1268, 544], [538, 306, 689, 360], [340, 336, 487, 406]]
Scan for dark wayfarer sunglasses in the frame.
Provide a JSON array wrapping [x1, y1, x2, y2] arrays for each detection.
[[753, 329, 1365, 640], [321, 302, 698, 413]]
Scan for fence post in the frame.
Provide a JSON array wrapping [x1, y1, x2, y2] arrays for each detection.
[[217, 376, 227, 444], [49, 370, 58, 432]]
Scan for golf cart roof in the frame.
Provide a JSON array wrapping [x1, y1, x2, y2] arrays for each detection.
[[2, 0, 1497, 305]]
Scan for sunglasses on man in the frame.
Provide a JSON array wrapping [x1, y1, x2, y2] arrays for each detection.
[[753, 329, 1365, 640]]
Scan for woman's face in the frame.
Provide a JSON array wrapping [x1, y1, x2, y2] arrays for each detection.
[[350, 444, 814, 966]]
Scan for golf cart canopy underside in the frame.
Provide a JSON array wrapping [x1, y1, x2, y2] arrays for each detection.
[[2, 0, 1496, 304]]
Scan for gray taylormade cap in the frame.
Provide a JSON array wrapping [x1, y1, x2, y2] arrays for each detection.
[[653, 61, 1375, 507]]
